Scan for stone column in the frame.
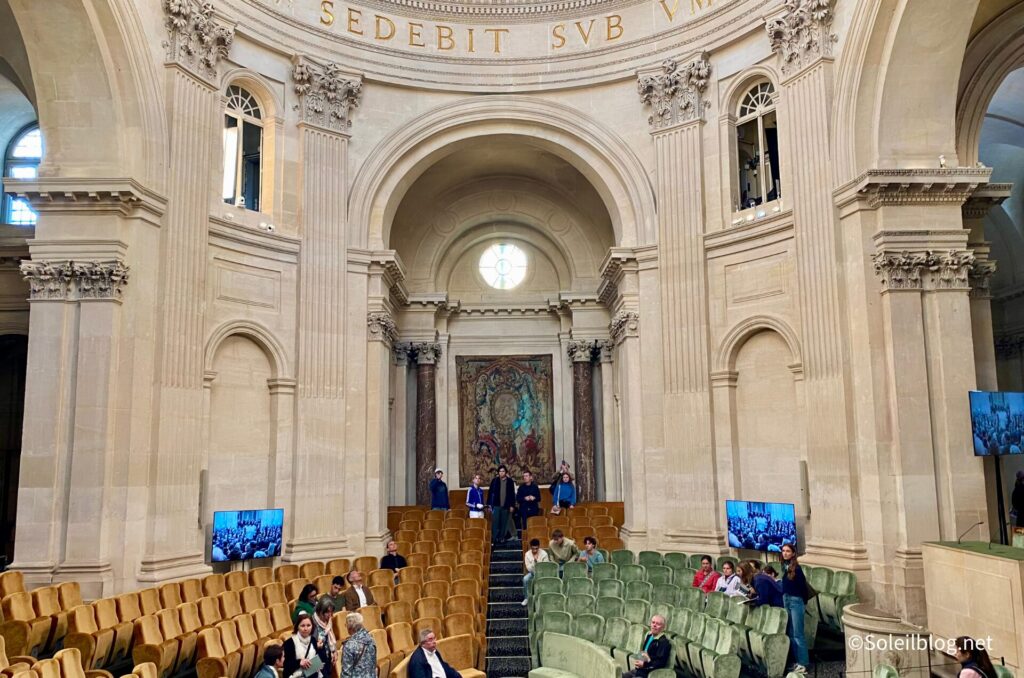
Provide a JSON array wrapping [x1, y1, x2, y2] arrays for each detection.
[[141, 0, 234, 582], [391, 344, 411, 505], [636, 54, 718, 550], [285, 56, 362, 561], [413, 343, 441, 506], [766, 0, 863, 568], [598, 341, 621, 501], [568, 340, 597, 502]]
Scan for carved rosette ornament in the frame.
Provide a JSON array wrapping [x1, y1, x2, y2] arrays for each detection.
[[610, 310, 640, 343], [567, 340, 596, 363], [765, 0, 836, 74], [637, 53, 711, 130], [20, 260, 130, 301], [872, 250, 975, 292], [163, 0, 234, 78], [367, 311, 398, 344], [292, 57, 362, 132]]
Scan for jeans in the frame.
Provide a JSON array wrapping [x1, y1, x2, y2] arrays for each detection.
[[522, 571, 534, 599], [492, 507, 511, 543], [783, 593, 809, 667]]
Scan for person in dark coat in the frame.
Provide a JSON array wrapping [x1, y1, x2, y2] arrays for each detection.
[[488, 465, 516, 545], [429, 469, 450, 510], [407, 628, 460, 678], [624, 615, 671, 678], [752, 564, 784, 608], [1013, 470, 1024, 527], [516, 470, 542, 530], [549, 460, 570, 495]]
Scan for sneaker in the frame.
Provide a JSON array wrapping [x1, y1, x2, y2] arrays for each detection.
[[521, 599, 529, 606], [790, 665, 807, 674]]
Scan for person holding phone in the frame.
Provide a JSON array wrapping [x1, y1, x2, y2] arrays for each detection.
[[624, 615, 670, 678]]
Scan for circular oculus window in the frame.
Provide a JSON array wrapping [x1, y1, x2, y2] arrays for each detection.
[[479, 243, 527, 289]]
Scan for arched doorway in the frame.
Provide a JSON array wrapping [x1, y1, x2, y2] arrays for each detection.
[[0, 334, 27, 566]]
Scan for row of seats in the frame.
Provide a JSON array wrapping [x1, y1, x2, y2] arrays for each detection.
[[1, 578, 83, 658], [5, 647, 115, 678], [388, 633, 484, 678]]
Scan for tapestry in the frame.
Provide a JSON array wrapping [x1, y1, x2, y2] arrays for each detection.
[[456, 355, 556, 486]]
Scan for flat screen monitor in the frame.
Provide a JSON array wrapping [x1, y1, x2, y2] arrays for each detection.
[[970, 391, 1024, 456], [726, 500, 796, 552], [211, 508, 284, 563]]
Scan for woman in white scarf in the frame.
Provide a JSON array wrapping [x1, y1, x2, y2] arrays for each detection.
[[283, 613, 317, 678]]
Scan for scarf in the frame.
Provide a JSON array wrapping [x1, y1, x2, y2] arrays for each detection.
[[291, 633, 313, 660], [313, 614, 336, 652]]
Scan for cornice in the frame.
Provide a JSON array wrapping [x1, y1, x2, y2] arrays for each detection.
[[208, 216, 302, 259], [962, 182, 1012, 219], [834, 168, 994, 210], [704, 206, 793, 256], [3, 178, 167, 221]]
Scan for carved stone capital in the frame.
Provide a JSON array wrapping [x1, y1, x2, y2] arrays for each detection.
[[610, 310, 640, 343], [872, 249, 975, 293], [20, 260, 130, 301], [598, 340, 615, 363], [637, 53, 710, 130], [163, 0, 234, 79], [969, 259, 997, 299], [292, 56, 362, 133], [412, 342, 442, 366], [567, 340, 596, 363], [766, 0, 836, 75], [367, 311, 398, 344], [393, 342, 412, 366]]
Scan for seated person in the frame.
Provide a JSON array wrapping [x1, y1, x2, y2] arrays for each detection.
[[320, 576, 346, 612], [548, 529, 579, 574], [692, 555, 720, 594], [715, 560, 741, 596], [522, 538, 549, 606], [342, 570, 376, 611], [380, 540, 407, 572], [624, 615, 670, 678], [578, 535, 605, 572], [408, 628, 461, 678]]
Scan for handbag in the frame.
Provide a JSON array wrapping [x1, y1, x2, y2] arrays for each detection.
[[802, 579, 818, 602]]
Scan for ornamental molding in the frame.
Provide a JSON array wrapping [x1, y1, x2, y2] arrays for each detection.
[[367, 311, 398, 344], [4, 178, 167, 221], [567, 339, 597, 363], [637, 52, 711, 130], [20, 260, 130, 301], [163, 0, 234, 79], [962, 183, 1012, 219], [412, 342, 442, 366], [610, 310, 640, 343], [765, 0, 836, 75], [969, 259, 997, 300], [292, 56, 362, 133], [835, 168, 995, 210], [872, 249, 975, 293]]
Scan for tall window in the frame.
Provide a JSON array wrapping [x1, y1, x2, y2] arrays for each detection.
[[222, 86, 263, 212], [3, 125, 42, 225], [736, 82, 781, 210]]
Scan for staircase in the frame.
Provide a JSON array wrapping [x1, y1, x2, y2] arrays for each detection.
[[485, 524, 532, 678]]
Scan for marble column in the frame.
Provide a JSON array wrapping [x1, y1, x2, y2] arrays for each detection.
[[287, 56, 362, 560], [637, 54, 717, 549], [414, 343, 441, 506], [568, 340, 597, 502], [598, 341, 621, 501], [767, 0, 863, 568], [391, 344, 411, 506], [142, 1, 234, 582]]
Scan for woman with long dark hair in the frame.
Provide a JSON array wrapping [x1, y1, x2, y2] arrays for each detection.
[[954, 636, 996, 678], [780, 543, 809, 674], [292, 583, 319, 623]]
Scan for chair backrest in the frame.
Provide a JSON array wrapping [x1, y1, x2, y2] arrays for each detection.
[[262, 582, 286, 607], [198, 596, 222, 627], [114, 593, 142, 623], [625, 580, 653, 602], [563, 562, 588, 580], [700, 618, 721, 651], [620, 564, 646, 582], [31, 659, 60, 678], [414, 597, 444, 620], [369, 569, 395, 588], [251, 607, 275, 640], [398, 566, 424, 585], [534, 577, 563, 598], [444, 595, 476, 618], [358, 605, 383, 631], [135, 615, 166, 645], [407, 553, 430, 570], [442, 612, 474, 638], [354, 556, 379, 575], [325, 559, 351, 576], [422, 580, 450, 602], [807, 567, 832, 597], [275, 564, 300, 584], [180, 578, 203, 603], [623, 598, 650, 626], [425, 565, 452, 583], [68, 605, 98, 634], [202, 573, 226, 597], [239, 586, 264, 613], [678, 586, 701, 611], [652, 583, 680, 606], [284, 578, 307, 602], [610, 549, 636, 567], [138, 588, 162, 616], [873, 665, 899, 678], [158, 583, 182, 609], [385, 600, 413, 626], [248, 567, 274, 588], [300, 562, 325, 580], [591, 562, 618, 582], [215, 620, 242, 654], [831, 570, 857, 596], [667, 607, 691, 637], [535, 592, 566, 614], [94, 598, 122, 632], [564, 577, 595, 597], [177, 602, 202, 635], [595, 595, 625, 619], [705, 591, 728, 619], [132, 663, 158, 678], [269, 603, 292, 633], [663, 552, 689, 570], [534, 561, 559, 579], [566, 593, 595, 617], [463, 527, 485, 541], [571, 612, 605, 645], [450, 579, 480, 600], [596, 579, 624, 599], [234, 614, 259, 647], [600, 615, 630, 647], [33, 586, 61, 617], [156, 608, 185, 641], [394, 583, 421, 604], [57, 583, 82, 611], [412, 617, 442, 640], [224, 571, 249, 592], [217, 590, 243, 619], [646, 565, 673, 585], [387, 622, 415, 655], [454, 563, 482, 581], [370, 585, 393, 607], [638, 551, 663, 568], [435, 634, 476, 671], [540, 611, 572, 636], [622, 622, 647, 653], [725, 597, 749, 626], [0, 571, 25, 598]]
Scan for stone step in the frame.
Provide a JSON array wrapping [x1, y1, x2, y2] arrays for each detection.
[[486, 656, 532, 678], [487, 618, 528, 637], [491, 549, 522, 563], [488, 586, 524, 604], [486, 635, 531, 657], [490, 561, 523, 575], [487, 601, 529, 619], [489, 573, 523, 588]]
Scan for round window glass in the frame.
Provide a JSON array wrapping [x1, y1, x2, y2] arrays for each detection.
[[479, 243, 527, 289]]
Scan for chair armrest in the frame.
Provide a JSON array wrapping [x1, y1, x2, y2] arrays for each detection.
[[85, 670, 114, 678]]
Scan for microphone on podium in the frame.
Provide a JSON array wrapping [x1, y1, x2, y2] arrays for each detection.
[[957, 521, 985, 544]]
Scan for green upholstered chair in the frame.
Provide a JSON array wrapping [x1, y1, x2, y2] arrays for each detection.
[[819, 569, 858, 632], [737, 606, 763, 666], [564, 577, 595, 597], [623, 598, 650, 626], [611, 623, 647, 671], [648, 670, 675, 678], [563, 562, 589, 580], [993, 667, 1015, 678], [625, 580, 653, 602], [666, 607, 692, 640], [645, 566, 673, 586], [530, 632, 623, 678], [596, 596, 625, 620], [531, 592, 567, 633], [700, 619, 743, 678], [749, 606, 789, 678], [598, 616, 631, 654], [663, 552, 689, 571], [532, 578, 565, 611], [534, 612, 574, 663], [597, 579, 625, 599], [671, 636, 691, 676], [571, 613, 605, 646], [610, 550, 636, 568], [649, 602, 673, 627], [566, 594, 596, 617], [638, 551, 664, 568], [592, 563, 619, 582], [678, 586, 702, 611], [652, 583, 681, 607], [872, 664, 899, 678], [620, 564, 646, 584], [678, 567, 697, 585], [688, 554, 706, 570], [535, 561, 560, 580], [724, 597, 749, 626], [704, 591, 729, 619], [681, 614, 711, 677]]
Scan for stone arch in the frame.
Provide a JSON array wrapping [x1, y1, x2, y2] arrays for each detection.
[[721, 65, 781, 116], [713, 314, 803, 374], [348, 95, 657, 249], [219, 69, 282, 215], [203, 319, 291, 381], [955, 2, 1024, 164], [0, 321, 27, 336], [220, 69, 283, 121], [6, 0, 166, 186]]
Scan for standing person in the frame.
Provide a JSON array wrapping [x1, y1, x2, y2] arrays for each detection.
[[311, 598, 337, 675], [548, 529, 580, 575], [1013, 470, 1024, 527], [715, 560, 742, 596], [380, 540, 407, 572], [516, 470, 542, 530], [340, 612, 377, 678], [488, 465, 516, 546], [254, 644, 284, 678], [429, 469, 450, 511], [466, 474, 485, 519], [293, 584, 319, 623], [753, 565, 784, 607], [781, 543, 810, 674], [407, 628, 461, 678], [342, 571, 376, 612], [622, 615, 670, 678], [578, 536, 605, 573], [283, 613, 319, 678], [549, 460, 571, 495], [551, 471, 576, 515], [954, 636, 996, 678], [692, 556, 720, 594], [522, 538, 550, 605]]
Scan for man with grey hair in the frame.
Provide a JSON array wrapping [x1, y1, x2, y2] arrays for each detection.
[[341, 612, 376, 678], [408, 627, 461, 678], [623, 615, 670, 678]]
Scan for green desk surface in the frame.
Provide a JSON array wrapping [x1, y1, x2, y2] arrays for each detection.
[[927, 541, 1024, 561]]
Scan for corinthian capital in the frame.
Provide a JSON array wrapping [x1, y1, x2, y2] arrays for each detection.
[[163, 0, 234, 79], [292, 56, 362, 133], [610, 310, 640, 343], [412, 342, 442, 366], [766, 0, 836, 74], [567, 340, 596, 363], [367, 311, 398, 344], [872, 249, 975, 293], [20, 260, 130, 301], [637, 52, 711, 130]]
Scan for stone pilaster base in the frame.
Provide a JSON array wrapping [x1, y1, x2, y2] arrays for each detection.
[[137, 551, 210, 585], [281, 537, 354, 563], [53, 562, 114, 600]]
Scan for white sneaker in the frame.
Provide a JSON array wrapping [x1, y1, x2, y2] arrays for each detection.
[[791, 665, 807, 674], [521, 599, 529, 606]]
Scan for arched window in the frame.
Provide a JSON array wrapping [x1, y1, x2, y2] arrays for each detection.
[[736, 81, 781, 210], [3, 125, 42, 225], [222, 86, 263, 212]]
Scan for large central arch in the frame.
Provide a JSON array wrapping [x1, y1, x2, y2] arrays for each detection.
[[347, 95, 657, 249]]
